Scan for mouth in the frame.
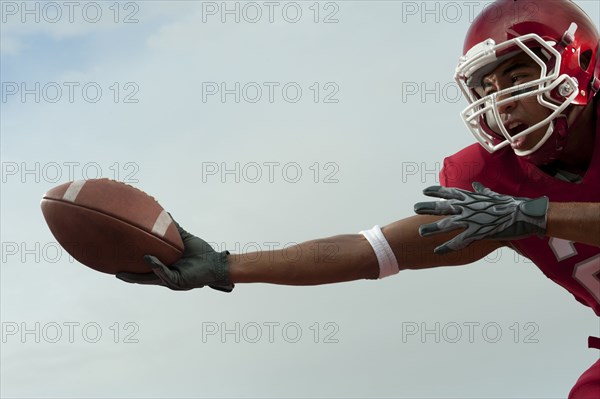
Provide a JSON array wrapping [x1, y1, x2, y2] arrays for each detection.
[[505, 121, 529, 137]]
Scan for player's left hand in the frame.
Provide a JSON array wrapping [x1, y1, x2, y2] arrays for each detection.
[[414, 182, 548, 254]]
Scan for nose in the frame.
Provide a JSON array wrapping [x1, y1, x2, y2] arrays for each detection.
[[496, 92, 517, 114]]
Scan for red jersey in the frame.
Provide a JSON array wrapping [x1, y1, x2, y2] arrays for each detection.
[[440, 102, 600, 316]]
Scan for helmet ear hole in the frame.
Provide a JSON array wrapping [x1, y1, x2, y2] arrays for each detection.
[[579, 49, 592, 71]]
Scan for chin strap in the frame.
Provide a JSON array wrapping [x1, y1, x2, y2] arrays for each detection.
[[523, 115, 568, 165], [554, 115, 570, 150], [590, 39, 600, 98], [592, 78, 600, 97]]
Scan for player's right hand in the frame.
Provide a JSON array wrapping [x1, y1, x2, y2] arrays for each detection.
[[116, 218, 234, 292]]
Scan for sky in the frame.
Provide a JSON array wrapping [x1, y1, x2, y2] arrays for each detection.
[[1, 1, 600, 398]]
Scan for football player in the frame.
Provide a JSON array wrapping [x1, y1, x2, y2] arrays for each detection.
[[117, 0, 600, 397]]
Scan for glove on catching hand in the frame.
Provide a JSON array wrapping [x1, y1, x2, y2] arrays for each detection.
[[116, 219, 233, 292]]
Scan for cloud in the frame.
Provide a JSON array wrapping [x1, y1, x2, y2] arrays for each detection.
[[0, 1, 195, 56], [0, 35, 23, 55]]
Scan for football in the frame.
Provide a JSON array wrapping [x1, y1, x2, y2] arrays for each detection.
[[40, 179, 184, 275]]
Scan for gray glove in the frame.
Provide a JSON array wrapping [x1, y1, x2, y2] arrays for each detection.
[[116, 219, 234, 292], [414, 182, 548, 255]]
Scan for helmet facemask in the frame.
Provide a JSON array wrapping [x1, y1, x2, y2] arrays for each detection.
[[455, 29, 580, 159]]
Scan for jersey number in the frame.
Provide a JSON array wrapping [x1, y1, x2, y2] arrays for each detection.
[[549, 238, 600, 305]]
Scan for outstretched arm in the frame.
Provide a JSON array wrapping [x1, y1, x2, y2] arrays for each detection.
[[117, 214, 504, 290], [227, 214, 505, 285]]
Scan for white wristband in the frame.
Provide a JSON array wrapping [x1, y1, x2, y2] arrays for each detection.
[[359, 225, 400, 279]]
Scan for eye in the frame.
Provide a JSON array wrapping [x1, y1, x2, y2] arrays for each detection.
[[511, 74, 529, 84], [482, 82, 496, 96]]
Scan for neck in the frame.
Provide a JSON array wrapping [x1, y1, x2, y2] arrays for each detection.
[[552, 99, 597, 175]]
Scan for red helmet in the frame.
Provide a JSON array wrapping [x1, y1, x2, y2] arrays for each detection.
[[455, 0, 600, 165]]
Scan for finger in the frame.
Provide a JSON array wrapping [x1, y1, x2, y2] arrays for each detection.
[[209, 283, 234, 293], [419, 214, 466, 236], [418, 218, 464, 237], [433, 242, 454, 255], [433, 242, 456, 255], [419, 222, 441, 236], [471, 181, 485, 192], [414, 201, 461, 215], [433, 231, 475, 255], [422, 186, 466, 201], [144, 255, 179, 289], [471, 181, 497, 196], [167, 212, 193, 240], [115, 272, 162, 285]]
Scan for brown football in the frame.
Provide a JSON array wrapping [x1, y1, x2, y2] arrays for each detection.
[[41, 179, 184, 274]]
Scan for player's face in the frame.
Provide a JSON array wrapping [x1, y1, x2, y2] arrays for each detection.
[[478, 52, 552, 152]]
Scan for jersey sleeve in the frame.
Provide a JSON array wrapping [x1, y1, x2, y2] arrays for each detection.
[[439, 144, 521, 195], [439, 144, 488, 191]]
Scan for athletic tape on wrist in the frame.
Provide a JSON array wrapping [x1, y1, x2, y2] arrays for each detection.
[[359, 225, 400, 278]]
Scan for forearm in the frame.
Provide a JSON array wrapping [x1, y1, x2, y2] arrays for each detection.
[[546, 202, 600, 247], [229, 234, 379, 285], [228, 215, 504, 285]]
